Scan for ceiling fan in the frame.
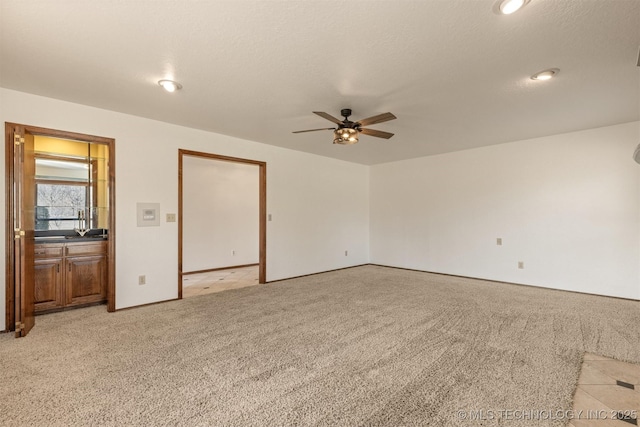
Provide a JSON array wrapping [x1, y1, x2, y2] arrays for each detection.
[[293, 109, 396, 145]]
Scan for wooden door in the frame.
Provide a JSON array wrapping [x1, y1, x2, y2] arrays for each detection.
[[13, 128, 36, 337]]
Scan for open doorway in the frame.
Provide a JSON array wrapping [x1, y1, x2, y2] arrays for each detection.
[[178, 150, 266, 298], [5, 123, 116, 337]]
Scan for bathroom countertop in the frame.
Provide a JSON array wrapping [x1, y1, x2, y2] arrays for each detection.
[[35, 236, 108, 244]]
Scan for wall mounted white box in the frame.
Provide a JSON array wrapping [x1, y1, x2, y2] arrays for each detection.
[[137, 203, 160, 227]]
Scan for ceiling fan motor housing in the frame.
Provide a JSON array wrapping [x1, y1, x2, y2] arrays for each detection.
[[339, 109, 357, 130]]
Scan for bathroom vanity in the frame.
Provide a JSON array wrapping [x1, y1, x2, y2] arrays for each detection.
[[30, 135, 111, 315], [34, 238, 108, 313]]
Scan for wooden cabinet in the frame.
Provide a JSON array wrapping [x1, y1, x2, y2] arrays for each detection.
[[34, 240, 107, 314], [66, 254, 107, 306], [34, 257, 64, 311]]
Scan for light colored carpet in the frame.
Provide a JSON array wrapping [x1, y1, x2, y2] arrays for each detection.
[[0, 265, 638, 426]]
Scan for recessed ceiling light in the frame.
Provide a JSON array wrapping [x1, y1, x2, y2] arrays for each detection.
[[158, 79, 182, 92], [493, 0, 530, 15], [531, 68, 560, 81]]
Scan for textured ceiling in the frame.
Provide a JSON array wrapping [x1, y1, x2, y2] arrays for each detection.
[[1, 0, 639, 165]]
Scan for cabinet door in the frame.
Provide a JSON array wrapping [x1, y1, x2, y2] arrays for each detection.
[[65, 255, 107, 306], [34, 258, 63, 312]]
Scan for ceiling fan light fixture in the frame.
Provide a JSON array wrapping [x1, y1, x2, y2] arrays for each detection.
[[333, 128, 359, 145], [158, 79, 182, 92], [493, 0, 530, 15]]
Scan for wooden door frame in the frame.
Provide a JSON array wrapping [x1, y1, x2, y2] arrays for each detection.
[[4, 123, 116, 332], [178, 149, 266, 298]]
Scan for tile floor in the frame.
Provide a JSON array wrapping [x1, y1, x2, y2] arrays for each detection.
[[182, 265, 259, 298], [569, 353, 640, 426]]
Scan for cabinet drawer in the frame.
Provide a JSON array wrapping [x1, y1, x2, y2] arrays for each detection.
[[34, 245, 64, 259], [65, 241, 107, 257]]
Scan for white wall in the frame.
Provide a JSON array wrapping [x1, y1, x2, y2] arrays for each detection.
[[0, 88, 370, 330], [371, 122, 640, 300], [182, 156, 259, 272], [1, 88, 637, 332]]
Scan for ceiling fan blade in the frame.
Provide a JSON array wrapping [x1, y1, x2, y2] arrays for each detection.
[[357, 112, 397, 127], [313, 111, 344, 125], [292, 127, 335, 134], [360, 128, 394, 139]]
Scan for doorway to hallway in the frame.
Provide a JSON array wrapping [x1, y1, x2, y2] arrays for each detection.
[[177, 150, 266, 298]]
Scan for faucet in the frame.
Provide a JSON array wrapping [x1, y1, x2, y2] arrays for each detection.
[[74, 209, 90, 237]]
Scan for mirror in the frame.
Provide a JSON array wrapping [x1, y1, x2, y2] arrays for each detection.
[[34, 136, 109, 232]]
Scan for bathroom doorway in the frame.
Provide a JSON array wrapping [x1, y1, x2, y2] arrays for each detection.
[[177, 150, 266, 298], [5, 123, 116, 337]]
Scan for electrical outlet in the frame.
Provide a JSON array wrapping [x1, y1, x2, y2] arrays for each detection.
[[268, 214, 272, 221], [497, 238, 502, 246], [138, 275, 146, 285], [518, 261, 524, 269], [166, 213, 176, 222]]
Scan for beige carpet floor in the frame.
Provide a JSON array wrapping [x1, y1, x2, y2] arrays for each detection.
[[0, 265, 638, 426]]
